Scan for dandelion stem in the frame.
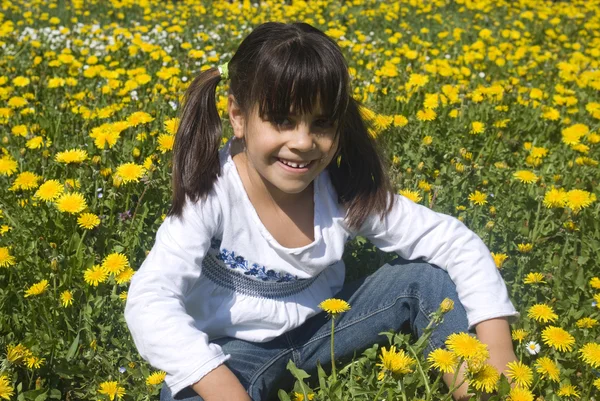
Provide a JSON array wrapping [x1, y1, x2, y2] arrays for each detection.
[[372, 373, 388, 401], [407, 345, 431, 396], [330, 317, 337, 381]]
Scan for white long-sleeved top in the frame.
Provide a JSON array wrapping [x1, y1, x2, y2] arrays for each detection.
[[124, 138, 518, 396]]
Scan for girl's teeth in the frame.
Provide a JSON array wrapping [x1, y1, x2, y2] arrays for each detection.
[[280, 159, 308, 168]]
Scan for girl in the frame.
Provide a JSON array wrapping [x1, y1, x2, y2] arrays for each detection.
[[124, 22, 519, 401]]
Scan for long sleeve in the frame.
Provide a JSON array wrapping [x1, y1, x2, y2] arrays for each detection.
[[124, 194, 229, 396], [355, 194, 519, 329]]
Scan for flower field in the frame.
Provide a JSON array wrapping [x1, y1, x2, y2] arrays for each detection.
[[0, 0, 599, 399]]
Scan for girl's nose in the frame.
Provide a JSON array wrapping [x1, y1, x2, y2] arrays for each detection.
[[289, 123, 314, 151]]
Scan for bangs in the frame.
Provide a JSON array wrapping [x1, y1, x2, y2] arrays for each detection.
[[251, 40, 349, 124]]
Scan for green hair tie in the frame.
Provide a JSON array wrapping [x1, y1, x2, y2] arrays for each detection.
[[218, 62, 229, 80]]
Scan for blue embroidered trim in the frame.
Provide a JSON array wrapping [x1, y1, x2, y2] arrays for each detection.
[[209, 238, 298, 283]]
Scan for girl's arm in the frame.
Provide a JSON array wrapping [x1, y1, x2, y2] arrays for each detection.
[[192, 365, 251, 401]]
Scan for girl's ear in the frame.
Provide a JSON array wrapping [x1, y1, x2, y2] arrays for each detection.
[[228, 94, 245, 140]]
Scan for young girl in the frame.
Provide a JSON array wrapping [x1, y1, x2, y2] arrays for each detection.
[[124, 22, 519, 401]]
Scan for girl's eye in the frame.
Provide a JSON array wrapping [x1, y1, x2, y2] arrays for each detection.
[[315, 119, 334, 129], [271, 116, 292, 127]]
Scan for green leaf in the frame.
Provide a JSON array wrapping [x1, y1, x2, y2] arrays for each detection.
[[317, 361, 327, 392], [277, 389, 291, 401], [286, 359, 310, 381], [497, 374, 511, 397], [66, 332, 80, 361], [48, 390, 61, 400]]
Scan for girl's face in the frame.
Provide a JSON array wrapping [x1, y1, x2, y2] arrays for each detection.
[[228, 95, 339, 202]]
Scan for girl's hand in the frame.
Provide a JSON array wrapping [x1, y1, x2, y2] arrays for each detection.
[[192, 364, 252, 401]]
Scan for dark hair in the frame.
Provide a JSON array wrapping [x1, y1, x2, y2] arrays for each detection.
[[169, 22, 393, 232]]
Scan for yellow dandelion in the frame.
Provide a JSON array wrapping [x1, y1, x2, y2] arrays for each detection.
[[115, 162, 146, 183], [83, 264, 108, 287], [468, 190, 487, 206], [77, 213, 100, 230], [97, 380, 126, 401], [491, 253, 508, 269], [393, 115, 408, 127], [523, 272, 545, 284], [115, 267, 135, 285], [102, 253, 129, 275], [565, 189, 596, 213], [127, 111, 154, 126], [507, 387, 534, 401], [164, 117, 179, 135], [517, 243, 533, 253], [0, 156, 18, 176], [0, 374, 14, 400], [543, 187, 567, 208], [24, 355, 45, 369], [427, 348, 457, 373], [527, 304, 558, 324], [470, 121, 485, 135], [541, 326, 575, 352], [55, 193, 87, 214], [506, 361, 533, 388], [561, 124, 588, 145], [377, 345, 415, 375], [557, 384, 579, 398], [416, 108, 436, 122], [469, 363, 499, 393], [399, 189, 422, 203], [145, 371, 167, 386], [575, 317, 598, 329], [535, 356, 560, 382], [511, 329, 528, 343], [0, 247, 16, 268], [513, 170, 538, 184], [34, 180, 64, 202], [24, 279, 49, 297], [590, 277, 600, 289], [318, 298, 351, 316], [445, 332, 489, 362], [55, 149, 88, 164], [10, 171, 41, 191], [157, 134, 175, 153], [579, 343, 600, 368], [60, 290, 74, 307]]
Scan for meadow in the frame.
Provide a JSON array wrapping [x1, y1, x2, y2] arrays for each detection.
[[0, 0, 599, 400]]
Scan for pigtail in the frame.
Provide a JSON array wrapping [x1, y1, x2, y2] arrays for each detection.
[[328, 97, 394, 232], [168, 68, 223, 219]]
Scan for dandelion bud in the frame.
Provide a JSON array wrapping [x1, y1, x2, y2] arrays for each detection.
[[485, 221, 495, 230], [50, 259, 58, 270], [440, 298, 454, 313]]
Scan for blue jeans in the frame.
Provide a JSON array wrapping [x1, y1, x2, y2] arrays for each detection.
[[160, 258, 469, 401]]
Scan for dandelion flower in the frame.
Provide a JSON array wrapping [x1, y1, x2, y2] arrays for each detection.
[[55, 149, 88, 164], [0, 247, 16, 268], [97, 380, 126, 401], [527, 304, 558, 323], [491, 253, 508, 269], [84, 264, 108, 286], [77, 213, 101, 230], [416, 108, 436, 121], [34, 180, 64, 202], [115, 267, 135, 285], [24, 279, 49, 297], [468, 190, 487, 206], [524, 341, 540, 355], [513, 170, 538, 184], [445, 332, 489, 363], [399, 189, 422, 203], [60, 290, 74, 307], [507, 387, 534, 401], [115, 162, 146, 183], [127, 111, 154, 126], [579, 343, 600, 368], [523, 272, 545, 284], [541, 326, 575, 352], [590, 277, 600, 289], [565, 189, 596, 213], [470, 121, 485, 135], [164, 117, 179, 135], [557, 384, 579, 398], [55, 193, 87, 214], [102, 253, 129, 275], [511, 329, 528, 343], [576, 317, 598, 329], [535, 356, 560, 382], [469, 363, 499, 393], [561, 124, 588, 145], [318, 298, 351, 316], [9, 171, 41, 191], [543, 187, 567, 208], [377, 345, 415, 375], [0, 374, 14, 400], [157, 134, 174, 153], [0, 156, 18, 176], [506, 361, 533, 388], [517, 243, 533, 253], [427, 348, 457, 373], [145, 371, 167, 386]]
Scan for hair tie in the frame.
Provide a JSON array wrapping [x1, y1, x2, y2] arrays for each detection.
[[218, 62, 229, 80]]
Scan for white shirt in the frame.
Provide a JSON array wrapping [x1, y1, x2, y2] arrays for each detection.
[[124, 139, 518, 396]]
